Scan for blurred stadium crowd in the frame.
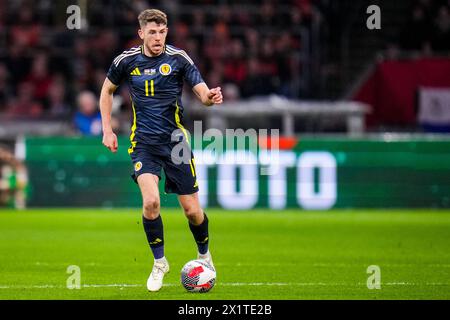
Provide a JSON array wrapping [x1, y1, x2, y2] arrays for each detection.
[[0, 0, 449, 135], [400, 0, 450, 53], [0, 0, 313, 134]]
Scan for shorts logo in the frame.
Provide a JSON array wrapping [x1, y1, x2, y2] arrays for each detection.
[[134, 161, 142, 171], [159, 63, 172, 76]]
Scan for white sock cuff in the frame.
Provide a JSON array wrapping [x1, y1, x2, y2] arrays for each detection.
[[154, 256, 166, 263], [199, 250, 210, 257]]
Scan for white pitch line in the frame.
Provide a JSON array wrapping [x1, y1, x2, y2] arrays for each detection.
[[83, 284, 142, 288], [0, 282, 449, 290], [29, 262, 450, 268], [231, 263, 450, 268]]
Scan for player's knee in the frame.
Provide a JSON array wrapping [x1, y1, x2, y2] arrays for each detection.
[[143, 197, 160, 218], [183, 205, 202, 223]]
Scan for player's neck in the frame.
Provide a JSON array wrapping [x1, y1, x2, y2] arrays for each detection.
[[142, 44, 164, 58]]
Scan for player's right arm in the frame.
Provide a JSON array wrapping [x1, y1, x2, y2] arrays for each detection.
[[101, 49, 132, 152], [99, 77, 118, 153]]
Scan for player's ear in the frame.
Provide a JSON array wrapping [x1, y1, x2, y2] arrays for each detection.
[[138, 28, 144, 40]]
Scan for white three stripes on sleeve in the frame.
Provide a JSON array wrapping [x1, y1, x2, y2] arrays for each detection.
[[165, 45, 195, 65], [113, 47, 141, 67]]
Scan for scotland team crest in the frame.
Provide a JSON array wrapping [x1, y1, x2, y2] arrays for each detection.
[[159, 63, 172, 76], [134, 161, 142, 171]]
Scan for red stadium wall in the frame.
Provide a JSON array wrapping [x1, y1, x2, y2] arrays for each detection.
[[353, 58, 450, 127]]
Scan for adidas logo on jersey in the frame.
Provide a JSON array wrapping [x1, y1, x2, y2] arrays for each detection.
[[130, 67, 141, 76]]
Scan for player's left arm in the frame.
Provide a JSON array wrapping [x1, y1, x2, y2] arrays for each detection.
[[192, 83, 223, 107], [180, 52, 223, 107]]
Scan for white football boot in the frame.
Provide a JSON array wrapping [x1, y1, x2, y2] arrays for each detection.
[[147, 257, 170, 292], [198, 250, 215, 271]]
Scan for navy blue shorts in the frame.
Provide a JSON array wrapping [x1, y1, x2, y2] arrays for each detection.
[[129, 141, 199, 195]]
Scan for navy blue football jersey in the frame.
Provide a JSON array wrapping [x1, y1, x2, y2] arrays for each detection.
[[107, 44, 205, 148]]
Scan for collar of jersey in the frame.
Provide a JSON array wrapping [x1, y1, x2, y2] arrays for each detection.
[[140, 45, 166, 60]]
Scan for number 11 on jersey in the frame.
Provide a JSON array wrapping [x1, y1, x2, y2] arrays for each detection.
[[145, 80, 155, 96]]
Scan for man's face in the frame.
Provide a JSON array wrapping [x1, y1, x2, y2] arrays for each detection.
[[138, 22, 168, 56]]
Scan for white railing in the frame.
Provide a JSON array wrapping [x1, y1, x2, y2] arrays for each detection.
[[188, 95, 371, 136]]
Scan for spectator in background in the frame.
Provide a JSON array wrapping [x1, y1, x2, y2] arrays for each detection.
[[259, 37, 279, 79], [222, 83, 240, 101], [74, 91, 103, 135], [256, 0, 278, 29], [432, 5, 450, 51], [241, 57, 275, 98], [294, 0, 315, 27], [400, 4, 433, 51], [4, 44, 31, 87], [171, 20, 190, 49], [244, 28, 260, 58], [24, 52, 54, 110], [0, 63, 13, 113], [276, 32, 296, 97], [0, 1, 5, 29], [205, 60, 224, 90], [189, 8, 206, 45], [72, 38, 92, 92], [90, 30, 120, 70], [6, 81, 43, 118], [47, 76, 71, 119], [84, 68, 107, 95], [223, 39, 247, 87], [10, 5, 41, 48]]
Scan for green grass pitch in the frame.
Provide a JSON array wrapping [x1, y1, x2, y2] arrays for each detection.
[[0, 209, 449, 300]]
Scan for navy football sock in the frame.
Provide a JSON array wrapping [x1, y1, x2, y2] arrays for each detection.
[[188, 212, 209, 255], [142, 215, 164, 260]]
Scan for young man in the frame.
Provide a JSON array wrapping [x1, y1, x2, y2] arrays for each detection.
[[99, 9, 223, 292]]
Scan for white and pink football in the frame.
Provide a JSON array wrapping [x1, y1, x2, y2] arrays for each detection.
[[181, 259, 216, 293]]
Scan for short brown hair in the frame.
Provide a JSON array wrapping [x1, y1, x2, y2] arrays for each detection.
[[138, 9, 167, 27]]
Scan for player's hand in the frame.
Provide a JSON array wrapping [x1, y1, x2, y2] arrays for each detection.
[[102, 131, 118, 153], [207, 87, 223, 105]]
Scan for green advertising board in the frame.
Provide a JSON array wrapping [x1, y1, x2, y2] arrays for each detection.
[[24, 135, 450, 209]]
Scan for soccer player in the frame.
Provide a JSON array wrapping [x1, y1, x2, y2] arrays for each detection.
[[99, 9, 222, 292]]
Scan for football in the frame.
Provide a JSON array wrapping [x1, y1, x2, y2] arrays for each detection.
[[181, 259, 216, 293]]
